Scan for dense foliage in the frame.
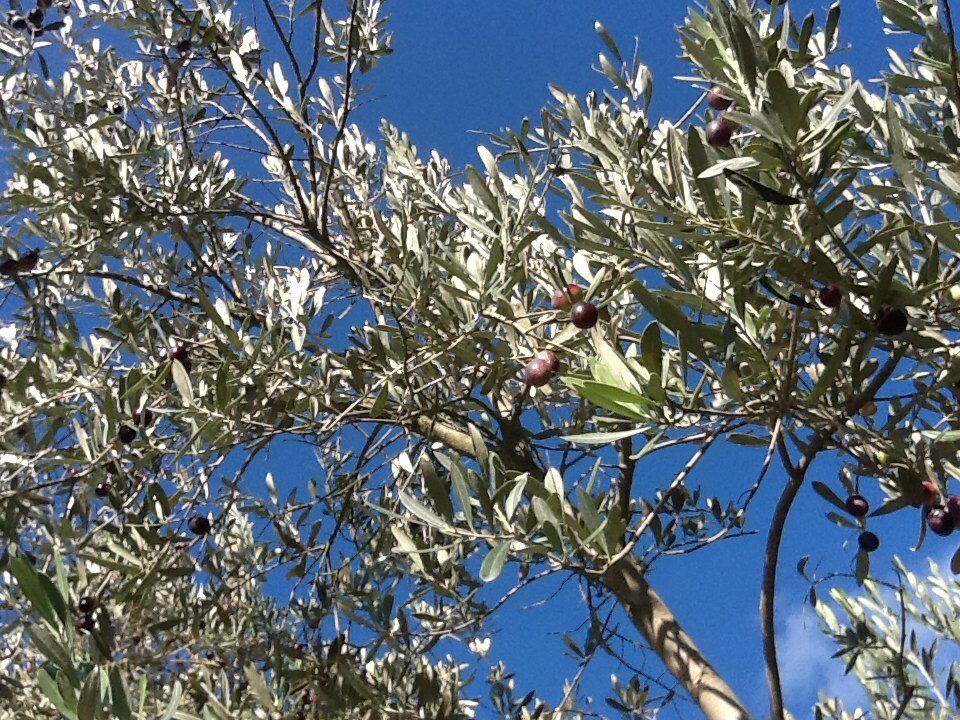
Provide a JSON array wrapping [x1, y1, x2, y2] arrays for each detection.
[[4, 0, 960, 718]]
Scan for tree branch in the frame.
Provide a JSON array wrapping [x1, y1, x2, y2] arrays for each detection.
[[604, 556, 752, 720], [761, 348, 904, 720]]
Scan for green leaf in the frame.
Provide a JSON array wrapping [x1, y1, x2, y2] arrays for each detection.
[[465, 166, 500, 218], [398, 491, 452, 531], [29, 625, 74, 674], [921, 429, 960, 444], [419, 457, 454, 522], [479, 542, 510, 582], [812, 481, 846, 512], [807, 329, 851, 404], [468, 424, 489, 468], [37, 572, 68, 626], [193, 287, 240, 347], [696, 155, 759, 180], [450, 464, 474, 530], [368, 385, 389, 418], [171, 360, 193, 404], [767, 69, 801, 138], [37, 669, 78, 720], [243, 666, 276, 711], [577, 488, 602, 534], [109, 667, 132, 720], [564, 427, 646, 446], [727, 433, 769, 447], [562, 377, 649, 420], [870, 495, 911, 517], [806, 83, 860, 141], [77, 671, 101, 720], [390, 526, 424, 573], [723, 170, 800, 205], [854, 549, 869, 586], [594, 21, 623, 64], [10, 556, 57, 626], [159, 681, 183, 720], [504, 474, 528, 521]]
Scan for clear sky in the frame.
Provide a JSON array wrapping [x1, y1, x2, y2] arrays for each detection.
[[338, 1, 948, 717]]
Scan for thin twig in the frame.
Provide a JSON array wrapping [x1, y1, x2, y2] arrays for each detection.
[[942, 1, 960, 116], [594, 421, 734, 574], [319, 0, 360, 245]]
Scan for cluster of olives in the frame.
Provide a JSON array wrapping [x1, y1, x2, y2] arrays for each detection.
[[520, 284, 600, 388], [73, 595, 98, 633], [111, 344, 188, 448], [5, 0, 58, 37], [845, 483, 960, 555], [704, 86, 734, 148], [551, 284, 599, 330], [818, 283, 909, 336]]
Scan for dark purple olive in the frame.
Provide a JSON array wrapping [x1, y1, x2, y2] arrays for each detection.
[[928, 508, 955, 537], [132, 408, 154, 427], [858, 531, 880, 553], [77, 596, 97, 614], [844, 494, 869, 518], [168, 345, 192, 373], [118, 424, 137, 444], [947, 495, 960, 524], [706, 86, 733, 111], [705, 117, 733, 147], [921, 482, 940, 508], [187, 515, 211, 535], [570, 301, 599, 330], [523, 358, 552, 387], [94, 482, 110, 498], [75, 614, 95, 632], [874, 305, 908, 336], [818, 284, 842, 308]]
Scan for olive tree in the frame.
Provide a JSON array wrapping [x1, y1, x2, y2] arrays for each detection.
[[814, 559, 960, 720], [3, 0, 960, 718]]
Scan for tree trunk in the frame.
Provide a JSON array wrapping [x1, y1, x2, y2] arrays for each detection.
[[603, 556, 753, 720]]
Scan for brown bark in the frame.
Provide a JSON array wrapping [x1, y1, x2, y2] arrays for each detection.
[[604, 556, 753, 720]]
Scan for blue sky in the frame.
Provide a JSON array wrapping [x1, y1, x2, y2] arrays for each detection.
[[338, 1, 951, 717]]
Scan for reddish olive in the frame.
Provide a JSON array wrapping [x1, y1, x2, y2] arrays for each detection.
[[551, 284, 583, 312], [706, 86, 733, 111]]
